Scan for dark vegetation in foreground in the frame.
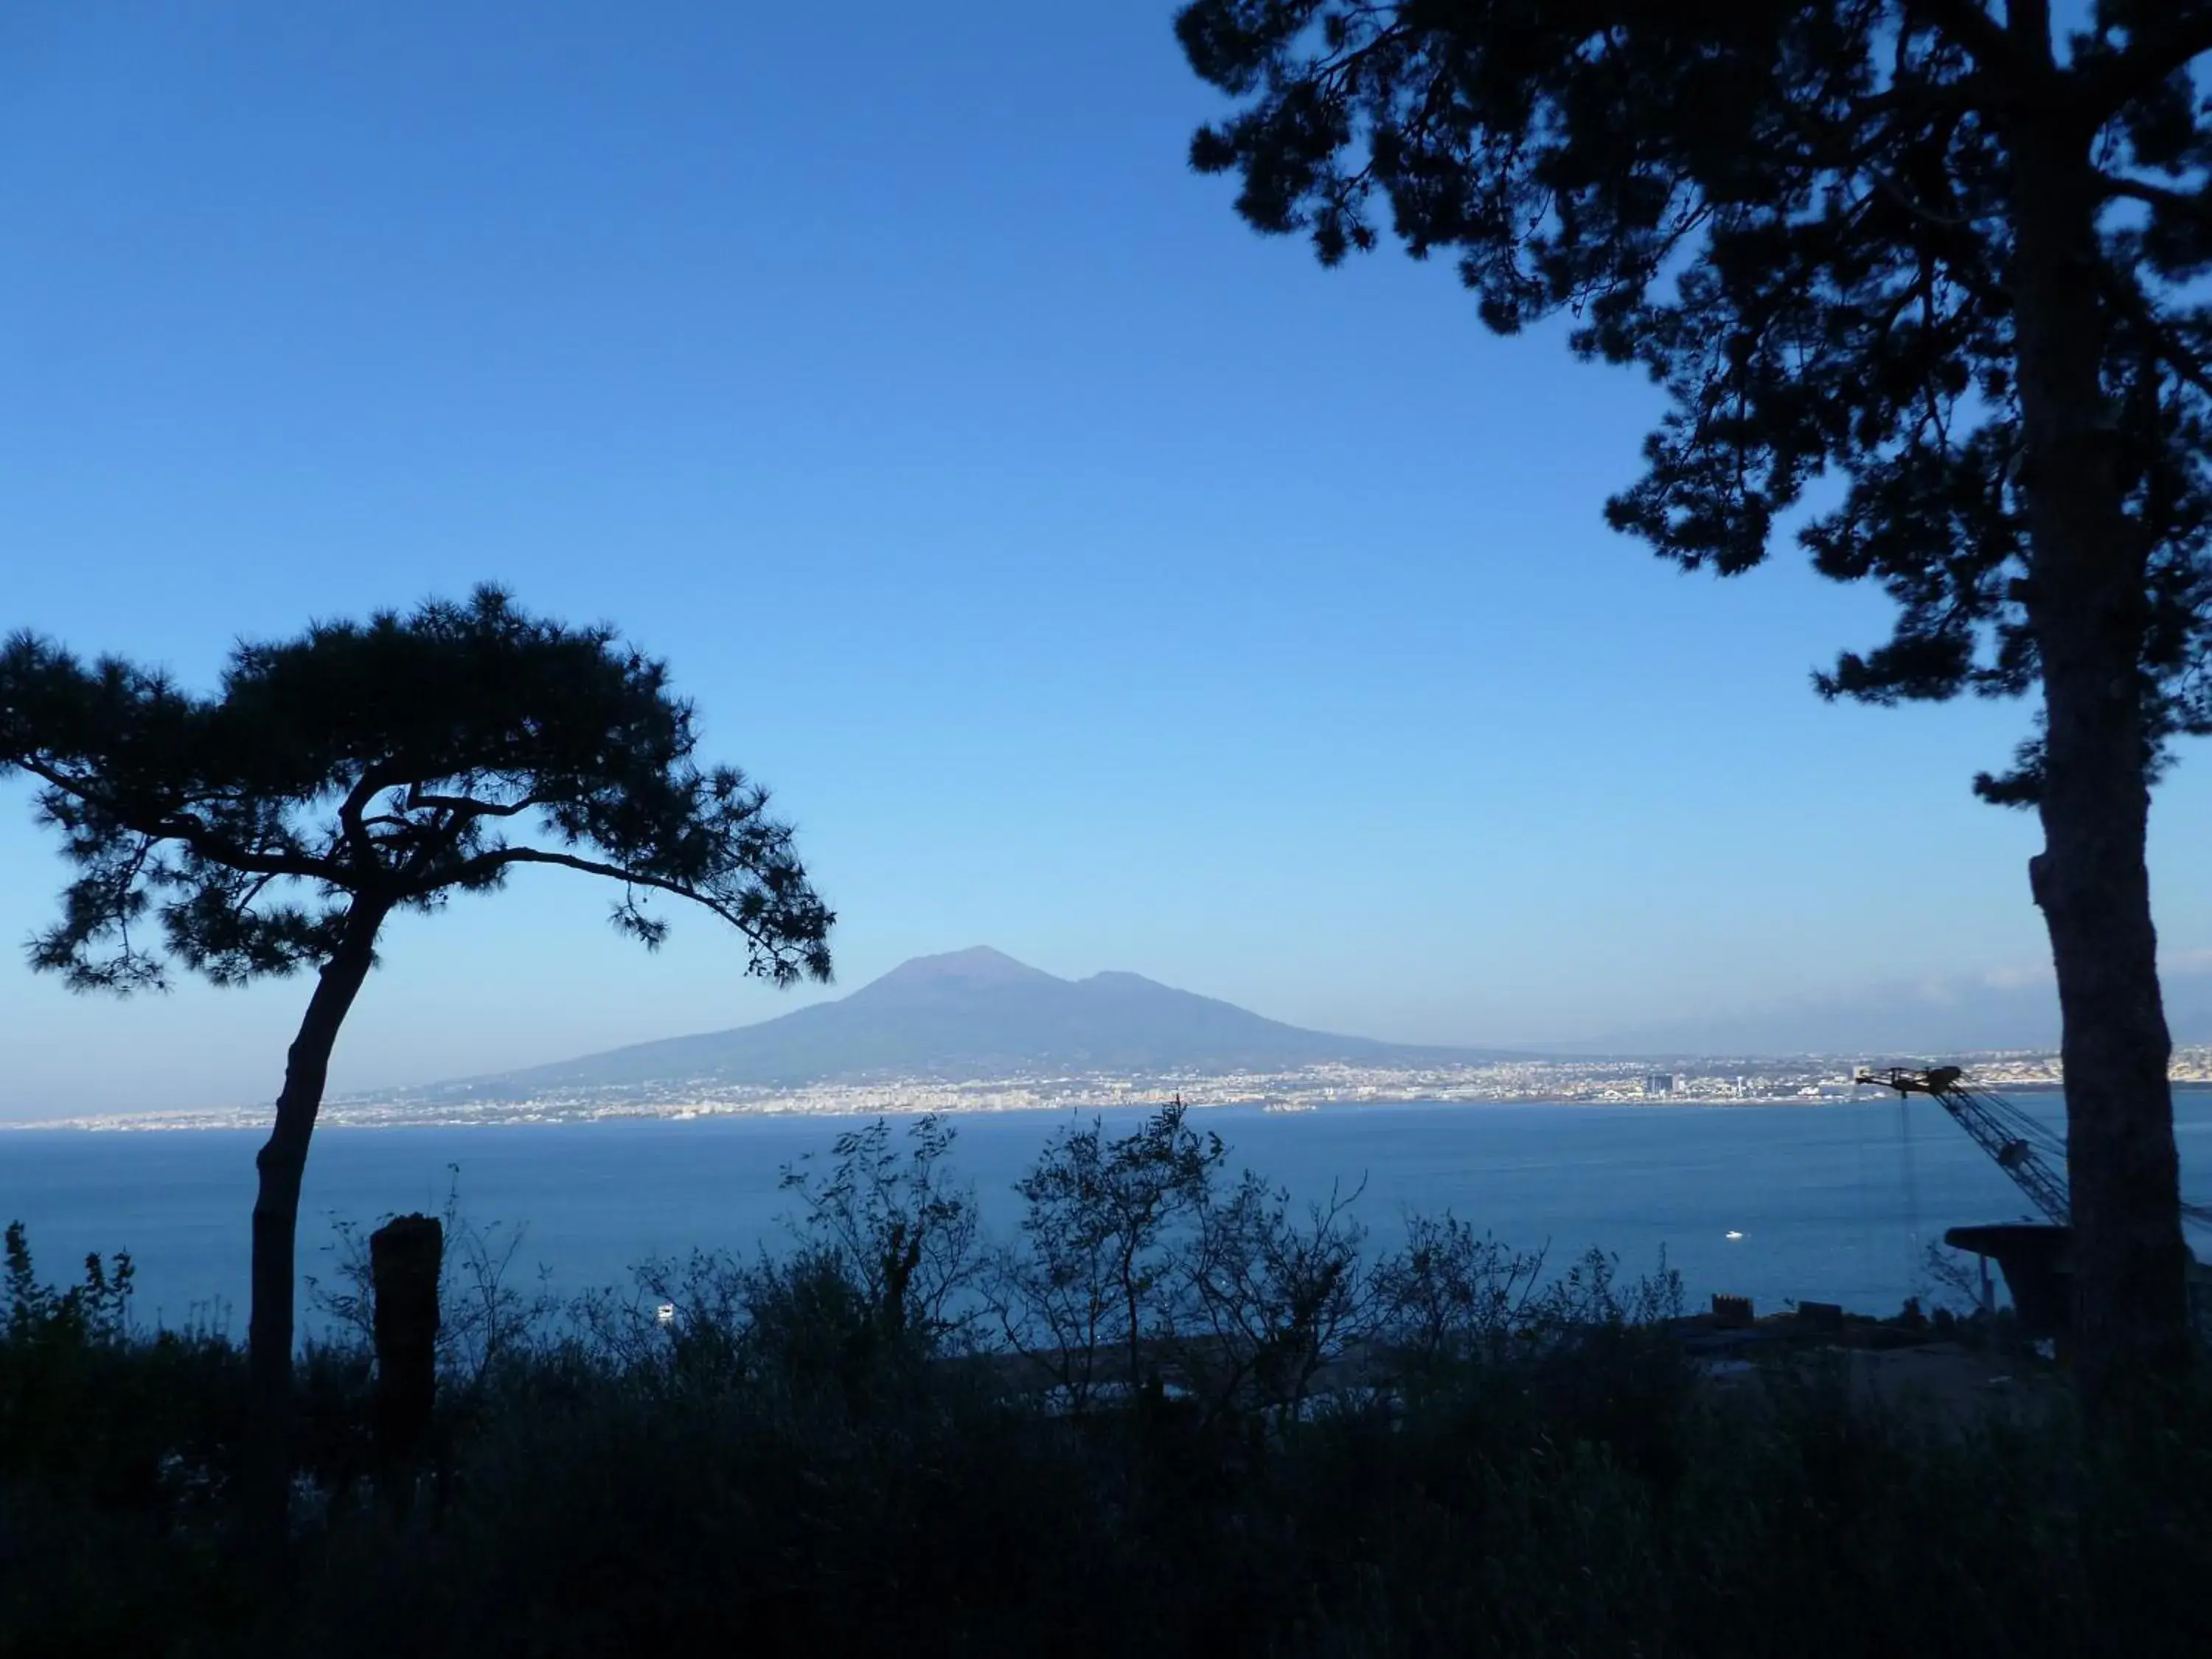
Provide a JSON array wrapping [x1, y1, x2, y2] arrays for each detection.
[[4, 1110, 2209, 1658]]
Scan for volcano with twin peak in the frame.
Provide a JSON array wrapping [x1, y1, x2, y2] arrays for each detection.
[[422, 947, 1515, 1099]]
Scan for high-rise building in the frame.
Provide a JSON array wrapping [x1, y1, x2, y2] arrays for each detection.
[[1643, 1072, 1674, 1099]]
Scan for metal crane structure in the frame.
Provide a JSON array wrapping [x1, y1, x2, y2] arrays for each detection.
[[1857, 1066, 2070, 1225], [1857, 1065, 2212, 1231]]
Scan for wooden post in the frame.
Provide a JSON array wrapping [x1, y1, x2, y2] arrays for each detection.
[[369, 1214, 442, 1475]]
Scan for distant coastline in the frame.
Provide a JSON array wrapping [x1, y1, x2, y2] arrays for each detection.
[[26, 947, 2191, 1135], [14, 1053, 2210, 1133], [10, 1093, 1846, 1133]]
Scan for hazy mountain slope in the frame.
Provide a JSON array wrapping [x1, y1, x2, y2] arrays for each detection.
[[395, 947, 1520, 1099]]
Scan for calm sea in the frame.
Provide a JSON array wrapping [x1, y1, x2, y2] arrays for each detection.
[[6, 1091, 2211, 1334]]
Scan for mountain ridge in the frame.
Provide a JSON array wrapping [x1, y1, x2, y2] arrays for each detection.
[[378, 947, 1526, 1102]]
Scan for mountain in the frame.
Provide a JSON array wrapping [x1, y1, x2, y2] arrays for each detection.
[[392, 947, 1520, 1100]]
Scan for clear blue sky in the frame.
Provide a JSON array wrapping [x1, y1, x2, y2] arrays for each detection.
[[4, 1, 2207, 1118]]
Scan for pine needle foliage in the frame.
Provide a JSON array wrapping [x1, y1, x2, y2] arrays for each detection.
[[0, 585, 835, 991], [1175, 0, 2212, 801]]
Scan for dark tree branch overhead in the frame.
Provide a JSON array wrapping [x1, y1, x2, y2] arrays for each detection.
[[2098, 171, 2212, 227], [465, 846, 825, 977], [1172, 0, 2212, 1407], [1175, 0, 2211, 801], [0, 585, 835, 1548], [1905, 0, 2021, 75], [2, 588, 835, 992], [6, 755, 337, 889], [404, 790, 543, 819], [2081, 8, 2212, 123]]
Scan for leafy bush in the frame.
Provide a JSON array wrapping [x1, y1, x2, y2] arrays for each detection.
[[6, 1113, 2211, 1658], [305, 1166, 560, 1388]]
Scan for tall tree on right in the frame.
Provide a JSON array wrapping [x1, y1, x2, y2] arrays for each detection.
[[1172, 1, 2212, 1402]]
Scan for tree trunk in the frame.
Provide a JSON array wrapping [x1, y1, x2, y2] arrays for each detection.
[[243, 902, 385, 1562], [2009, 125, 2191, 1411], [369, 1213, 442, 1485]]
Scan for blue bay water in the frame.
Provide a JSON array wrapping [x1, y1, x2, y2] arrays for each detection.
[[5, 1092, 2211, 1335]]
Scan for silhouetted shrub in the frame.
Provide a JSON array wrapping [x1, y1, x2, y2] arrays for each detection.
[[6, 1115, 2211, 1658]]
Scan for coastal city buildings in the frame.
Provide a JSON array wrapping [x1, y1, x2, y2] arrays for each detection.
[[32, 1048, 2212, 1132]]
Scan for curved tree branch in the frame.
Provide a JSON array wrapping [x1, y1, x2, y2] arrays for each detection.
[[10, 754, 335, 883], [455, 846, 771, 935], [404, 790, 543, 819], [2081, 13, 2212, 124], [2097, 171, 2212, 223], [1904, 0, 2023, 76]]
